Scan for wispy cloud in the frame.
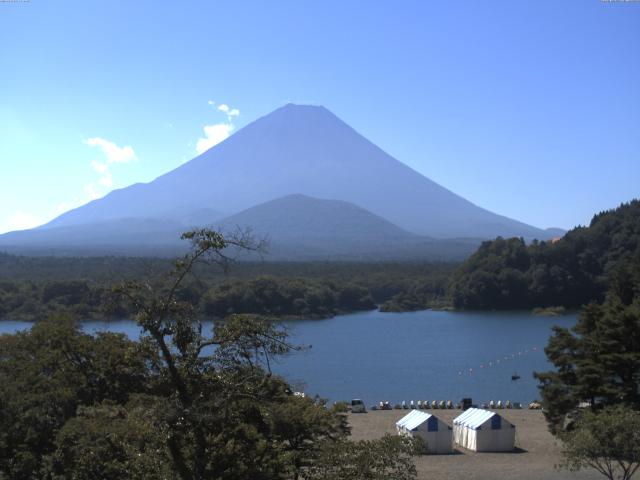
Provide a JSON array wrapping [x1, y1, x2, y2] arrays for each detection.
[[195, 101, 240, 154], [216, 104, 240, 117], [83, 183, 103, 201], [86, 137, 136, 164], [85, 137, 137, 198], [196, 123, 234, 154]]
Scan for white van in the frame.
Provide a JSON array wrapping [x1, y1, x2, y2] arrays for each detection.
[[351, 399, 366, 413]]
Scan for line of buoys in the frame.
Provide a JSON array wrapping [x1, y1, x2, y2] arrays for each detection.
[[455, 346, 543, 377]]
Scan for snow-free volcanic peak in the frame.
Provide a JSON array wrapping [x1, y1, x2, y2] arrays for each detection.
[[2, 104, 559, 256]]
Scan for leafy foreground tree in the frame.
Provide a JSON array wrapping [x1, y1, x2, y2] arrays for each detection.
[[0, 315, 153, 479], [0, 229, 420, 480], [559, 406, 640, 480]]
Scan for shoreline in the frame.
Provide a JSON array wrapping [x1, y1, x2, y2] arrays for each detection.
[[0, 304, 582, 324]]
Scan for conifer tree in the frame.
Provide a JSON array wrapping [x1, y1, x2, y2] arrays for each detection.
[[535, 254, 640, 433]]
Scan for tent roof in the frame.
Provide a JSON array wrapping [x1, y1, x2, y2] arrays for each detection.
[[396, 410, 433, 431], [453, 408, 500, 430]]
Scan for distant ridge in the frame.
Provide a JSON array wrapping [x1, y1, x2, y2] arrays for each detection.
[[217, 194, 415, 242], [214, 194, 478, 260]]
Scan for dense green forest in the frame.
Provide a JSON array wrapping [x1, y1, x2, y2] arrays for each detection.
[[449, 200, 640, 310], [0, 255, 454, 321]]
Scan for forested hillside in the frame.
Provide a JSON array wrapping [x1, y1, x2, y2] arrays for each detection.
[[0, 257, 454, 321], [448, 200, 640, 309]]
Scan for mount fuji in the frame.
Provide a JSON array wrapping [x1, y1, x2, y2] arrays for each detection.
[[0, 104, 560, 258]]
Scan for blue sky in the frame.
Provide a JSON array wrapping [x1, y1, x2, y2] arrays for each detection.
[[1, 0, 638, 234]]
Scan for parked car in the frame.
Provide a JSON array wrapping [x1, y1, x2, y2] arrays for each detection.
[[351, 399, 366, 413]]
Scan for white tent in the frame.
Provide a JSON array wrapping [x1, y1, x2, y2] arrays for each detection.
[[453, 408, 515, 452], [396, 410, 453, 454]]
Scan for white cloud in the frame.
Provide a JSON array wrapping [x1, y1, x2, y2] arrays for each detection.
[[194, 101, 240, 155], [85, 137, 136, 164], [84, 183, 102, 201], [84, 137, 137, 199], [209, 101, 240, 119], [90, 159, 109, 174], [98, 171, 113, 187], [196, 123, 233, 154]]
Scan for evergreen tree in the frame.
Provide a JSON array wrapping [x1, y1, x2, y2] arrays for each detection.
[[535, 254, 640, 433]]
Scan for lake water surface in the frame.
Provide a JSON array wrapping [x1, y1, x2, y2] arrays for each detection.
[[1, 309, 576, 407]]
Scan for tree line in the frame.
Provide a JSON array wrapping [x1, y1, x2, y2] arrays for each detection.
[[448, 200, 640, 310], [0, 258, 455, 321]]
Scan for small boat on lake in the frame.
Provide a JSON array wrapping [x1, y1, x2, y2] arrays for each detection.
[[511, 372, 521, 381]]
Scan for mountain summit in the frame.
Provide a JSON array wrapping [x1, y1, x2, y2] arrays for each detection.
[[3, 104, 557, 256]]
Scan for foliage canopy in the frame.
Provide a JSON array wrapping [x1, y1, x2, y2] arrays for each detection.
[[559, 406, 640, 480], [449, 200, 640, 310], [0, 229, 419, 480]]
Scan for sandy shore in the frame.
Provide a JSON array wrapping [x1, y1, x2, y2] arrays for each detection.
[[348, 409, 602, 480]]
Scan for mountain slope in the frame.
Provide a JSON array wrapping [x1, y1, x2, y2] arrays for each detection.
[[38, 104, 555, 240], [217, 194, 415, 242], [214, 194, 479, 260]]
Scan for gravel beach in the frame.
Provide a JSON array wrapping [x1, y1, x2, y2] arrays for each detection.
[[348, 409, 603, 480]]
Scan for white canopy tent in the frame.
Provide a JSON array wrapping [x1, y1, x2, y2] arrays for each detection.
[[396, 410, 453, 454], [453, 408, 515, 452]]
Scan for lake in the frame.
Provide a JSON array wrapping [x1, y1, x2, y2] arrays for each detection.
[[0, 309, 576, 407]]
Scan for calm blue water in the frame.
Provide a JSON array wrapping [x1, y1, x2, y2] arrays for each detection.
[[0, 310, 575, 406]]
